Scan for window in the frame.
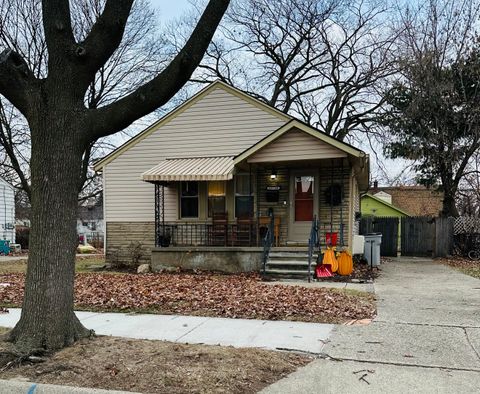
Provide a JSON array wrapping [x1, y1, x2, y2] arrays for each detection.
[[208, 181, 226, 217], [235, 174, 254, 218], [180, 181, 199, 218]]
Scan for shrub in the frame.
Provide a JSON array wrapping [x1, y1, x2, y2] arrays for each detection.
[[127, 241, 144, 267], [16, 227, 29, 250]]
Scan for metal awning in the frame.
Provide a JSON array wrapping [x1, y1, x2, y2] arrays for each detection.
[[142, 156, 235, 182]]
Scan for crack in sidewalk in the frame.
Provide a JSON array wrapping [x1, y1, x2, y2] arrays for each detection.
[[174, 318, 210, 342], [464, 328, 480, 362], [321, 354, 480, 373], [374, 320, 480, 329]]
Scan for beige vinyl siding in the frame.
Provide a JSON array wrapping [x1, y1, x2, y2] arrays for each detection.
[[104, 86, 287, 222], [247, 128, 347, 163]]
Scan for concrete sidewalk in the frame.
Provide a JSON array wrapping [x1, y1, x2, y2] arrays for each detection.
[[0, 309, 333, 354], [0, 380, 136, 394], [263, 259, 480, 393]]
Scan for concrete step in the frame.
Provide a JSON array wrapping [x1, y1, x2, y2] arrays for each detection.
[[267, 260, 311, 267], [269, 252, 310, 259], [271, 247, 309, 252], [264, 270, 313, 280], [264, 268, 312, 276]]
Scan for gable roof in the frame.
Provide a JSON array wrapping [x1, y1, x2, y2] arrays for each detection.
[[361, 193, 410, 216], [93, 81, 290, 171], [234, 120, 365, 164]]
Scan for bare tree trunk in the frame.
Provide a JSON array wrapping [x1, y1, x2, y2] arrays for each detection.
[[442, 193, 459, 218], [8, 111, 92, 352]]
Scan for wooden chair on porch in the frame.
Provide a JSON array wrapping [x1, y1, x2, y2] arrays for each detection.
[[258, 216, 281, 247], [231, 216, 256, 246], [210, 212, 228, 246]]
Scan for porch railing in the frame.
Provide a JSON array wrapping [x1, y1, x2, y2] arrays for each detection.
[[262, 215, 274, 275], [307, 215, 319, 282], [156, 221, 264, 247]]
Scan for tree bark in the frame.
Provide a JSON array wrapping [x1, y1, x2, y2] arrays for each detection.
[[8, 109, 93, 352], [441, 192, 459, 217]]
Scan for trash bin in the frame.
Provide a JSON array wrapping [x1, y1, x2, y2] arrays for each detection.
[[364, 233, 382, 267]]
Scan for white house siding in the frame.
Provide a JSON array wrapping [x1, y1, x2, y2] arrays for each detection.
[[103, 85, 287, 223], [248, 128, 347, 163], [0, 178, 15, 244]]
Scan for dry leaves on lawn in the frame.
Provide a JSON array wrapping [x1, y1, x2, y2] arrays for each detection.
[[437, 257, 480, 279], [0, 272, 375, 324]]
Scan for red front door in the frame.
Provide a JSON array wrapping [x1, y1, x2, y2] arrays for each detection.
[[294, 176, 314, 221], [289, 172, 318, 242]]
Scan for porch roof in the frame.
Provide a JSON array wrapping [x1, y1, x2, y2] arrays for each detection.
[[142, 156, 235, 182]]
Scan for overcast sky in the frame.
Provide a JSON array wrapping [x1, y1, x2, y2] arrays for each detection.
[[149, 0, 193, 21]]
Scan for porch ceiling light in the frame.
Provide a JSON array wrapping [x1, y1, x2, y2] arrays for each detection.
[[270, 169, 277, 180]]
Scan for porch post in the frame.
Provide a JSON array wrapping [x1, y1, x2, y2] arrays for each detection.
[[154, 183, 165, 247]]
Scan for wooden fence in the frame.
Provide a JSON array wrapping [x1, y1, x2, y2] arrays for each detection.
[[360, 216, 455, 258]]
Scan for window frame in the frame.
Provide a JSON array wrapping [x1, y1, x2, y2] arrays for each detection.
[[234, 173, 254, 219], [179, 181, 200, 219]]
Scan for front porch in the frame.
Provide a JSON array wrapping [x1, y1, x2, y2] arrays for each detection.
[[151, 158, 362, 250], [141, 122, 368, 273]]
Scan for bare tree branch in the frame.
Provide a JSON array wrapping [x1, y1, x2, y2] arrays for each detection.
[[89, 0, 230, 139], [79, 0, 134, 85], [0, 49, 37, 115], [41, 0, 75, 71]]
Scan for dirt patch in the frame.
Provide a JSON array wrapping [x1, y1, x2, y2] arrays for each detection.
[[0, 272, 375, 324], [0, 336, 310, 393], [437, 257, 480, 279]]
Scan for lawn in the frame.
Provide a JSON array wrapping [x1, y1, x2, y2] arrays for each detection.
[[0, 272, 375, 324], [438, 257, 480, 279], [0, 256, 107, 274], [0, 334, 310, 393]]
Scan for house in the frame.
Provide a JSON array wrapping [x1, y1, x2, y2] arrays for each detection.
[[94, 81, 369, 272], [369, 183, 443, 217], [77, 202, 104, 247], [361, 193, 409, 218], [0, 178, 15, 244]]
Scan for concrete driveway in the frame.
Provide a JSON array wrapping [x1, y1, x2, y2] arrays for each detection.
[[263, 258, 480, 393]]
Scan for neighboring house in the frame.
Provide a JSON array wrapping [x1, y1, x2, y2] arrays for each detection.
[[0, 178, 15, 244], [94, 81, 369, 271], [361, 194, 410, 218], [77, 203, 104, 245], [369, 183, 443, 217]]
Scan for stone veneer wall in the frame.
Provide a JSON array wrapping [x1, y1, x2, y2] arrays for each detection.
[[106, 222, 155, 266]]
